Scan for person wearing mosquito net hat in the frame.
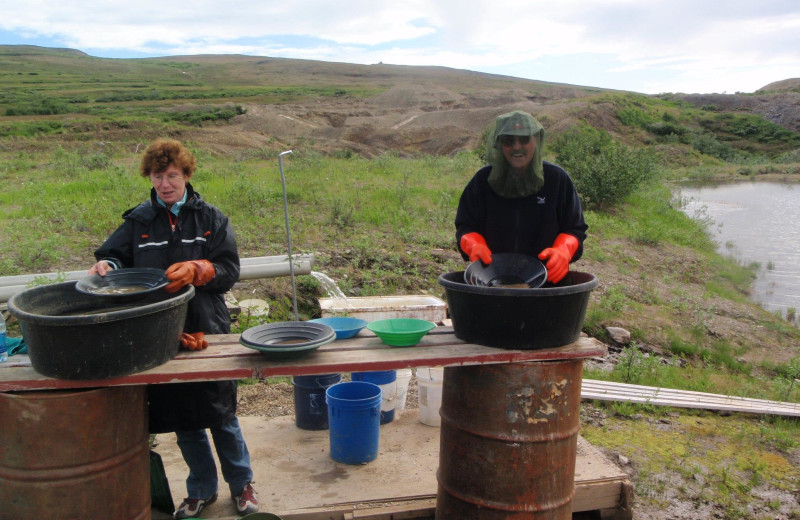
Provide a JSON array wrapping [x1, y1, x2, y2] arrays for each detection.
[[455, 110, 587, 284]]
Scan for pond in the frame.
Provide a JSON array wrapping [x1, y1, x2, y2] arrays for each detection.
[[676, 181, 800, 318]]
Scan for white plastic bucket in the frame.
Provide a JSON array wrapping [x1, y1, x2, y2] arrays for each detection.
[[351, 371, 397, 424], [394, 368, 413, 417], [416, 367, 445, 427]]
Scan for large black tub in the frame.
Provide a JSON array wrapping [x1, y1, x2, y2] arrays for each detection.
[[8, 281, 194, 380], [438, 271, 598, 349]]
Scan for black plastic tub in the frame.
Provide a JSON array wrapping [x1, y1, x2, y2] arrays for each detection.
[[438, 270, 598, 349], [8, 281, 194, 380]]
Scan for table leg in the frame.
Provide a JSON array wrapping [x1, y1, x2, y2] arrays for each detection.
[[436, 360, 585, 519], [0, 386, 151, 520]]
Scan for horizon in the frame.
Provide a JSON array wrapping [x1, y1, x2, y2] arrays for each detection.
[[1, 42, 793, 98], [2, 1, 799, 96]]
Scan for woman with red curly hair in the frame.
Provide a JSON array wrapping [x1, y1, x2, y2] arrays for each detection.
[[89, 138, 258, 519]]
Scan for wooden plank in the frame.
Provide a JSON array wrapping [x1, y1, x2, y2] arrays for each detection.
[[572, 480, 629, 513], [582, 388, 800, 414], [581, 379, 800, 417], [583, 379, 797, 404], [598, 480, 634, 520], [0, 333, 606, 391], [349, 500, 437, 519], [572, 436, 630, 513]]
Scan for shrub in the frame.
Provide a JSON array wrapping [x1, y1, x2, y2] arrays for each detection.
[[0, 121, 65, 138], [163, 105, 246, 126], [647, 121, 688, 137], [690, 131, 738, 161], [5, 99, 69, 116], [552, 127, 658, 210], [616, 106, 655, 128]]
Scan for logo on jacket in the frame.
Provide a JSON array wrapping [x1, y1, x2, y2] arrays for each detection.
[[537, 197, 546, 204]]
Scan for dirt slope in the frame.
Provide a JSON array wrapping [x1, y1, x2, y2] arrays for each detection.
[[189, 85, 604, 157]]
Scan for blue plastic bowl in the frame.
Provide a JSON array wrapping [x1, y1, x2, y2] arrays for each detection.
[[309, 317, 369, 339]]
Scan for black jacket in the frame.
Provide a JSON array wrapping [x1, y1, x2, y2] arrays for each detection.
[[455, 162, 588, 261], [94, 184, 240, 433]]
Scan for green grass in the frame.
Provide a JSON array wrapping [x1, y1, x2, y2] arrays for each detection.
[[0, 48, 382, 137], [581, 411, 800, 518], [4, 144, 799, 376], [0, 146, 478, 297]]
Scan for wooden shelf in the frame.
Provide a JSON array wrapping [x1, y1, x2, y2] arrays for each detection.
[[0, 329, 606, 392]]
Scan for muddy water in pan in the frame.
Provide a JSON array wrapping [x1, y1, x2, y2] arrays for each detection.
[[676, 182, 800, 318]]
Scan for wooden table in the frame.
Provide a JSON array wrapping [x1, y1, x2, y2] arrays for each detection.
[[1, 328, 609, 520], [0, 327, 606, 392]]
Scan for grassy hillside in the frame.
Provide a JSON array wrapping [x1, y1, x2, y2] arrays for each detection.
[[2, 45, 798, 166], [2, 46, 800, 518]]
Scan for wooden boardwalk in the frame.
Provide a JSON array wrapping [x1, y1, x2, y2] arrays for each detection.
[[582, 379, 800, 417]]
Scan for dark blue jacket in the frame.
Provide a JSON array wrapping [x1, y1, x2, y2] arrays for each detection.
[[455, 162, 588, 261], [95, 184, 240, 433]]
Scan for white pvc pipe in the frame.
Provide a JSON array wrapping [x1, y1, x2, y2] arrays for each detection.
[[239, 254, 313, 280], [0, 254, 314, 303]]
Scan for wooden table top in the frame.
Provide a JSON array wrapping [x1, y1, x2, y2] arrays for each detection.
[[0, 328, 606, 392]]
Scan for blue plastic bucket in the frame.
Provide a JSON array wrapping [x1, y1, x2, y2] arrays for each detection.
[[292, 373, 342, 430], [325, 381, 382, 464], [352, 370, 397, 424]]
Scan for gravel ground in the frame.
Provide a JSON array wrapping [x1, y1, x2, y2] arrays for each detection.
[[236, 375, 420, 418]]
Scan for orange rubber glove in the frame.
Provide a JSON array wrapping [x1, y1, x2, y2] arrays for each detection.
[[460, 232, 493, 264], [538, 233, 580, 284], [180, 332, 208, 351], [165, 260, 216, 293], [539, 233, 580, 283]]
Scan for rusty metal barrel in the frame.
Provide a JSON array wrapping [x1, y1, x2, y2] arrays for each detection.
[[436, 361, 584, 519], [0, 386, 150, 520]]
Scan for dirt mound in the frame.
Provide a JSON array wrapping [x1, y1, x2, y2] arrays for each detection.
[[203, 84, 604, 158], [160, 54, 798, 156]]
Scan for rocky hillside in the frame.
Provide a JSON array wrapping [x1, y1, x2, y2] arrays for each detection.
[[661, 78, 800, 133]]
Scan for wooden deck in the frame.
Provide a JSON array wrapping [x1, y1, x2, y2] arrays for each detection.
[[151, 412, 632, 520]]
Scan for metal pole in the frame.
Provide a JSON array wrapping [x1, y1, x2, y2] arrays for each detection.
[[278, 150, 299, 321]]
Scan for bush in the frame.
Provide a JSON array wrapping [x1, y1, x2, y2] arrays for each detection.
[[551, 127, 658, 210], [647, 121, 688, 137], [5, 99, 69, 116], [690, 130, 738, 161], [616, 106, 655, 128], [164, 105, 246, 126], [0, 121, 65, 138]]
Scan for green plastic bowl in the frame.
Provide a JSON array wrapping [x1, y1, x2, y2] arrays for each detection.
[[366, 318, 436, 347]]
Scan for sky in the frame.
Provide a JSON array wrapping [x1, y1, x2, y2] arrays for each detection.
[[1, 0, 799, 95]]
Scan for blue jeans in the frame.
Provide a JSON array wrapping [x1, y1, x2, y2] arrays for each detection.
[[175, 416, 254, 499]]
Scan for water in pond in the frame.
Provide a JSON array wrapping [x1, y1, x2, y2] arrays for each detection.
[[676, 182, 800, 317]]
